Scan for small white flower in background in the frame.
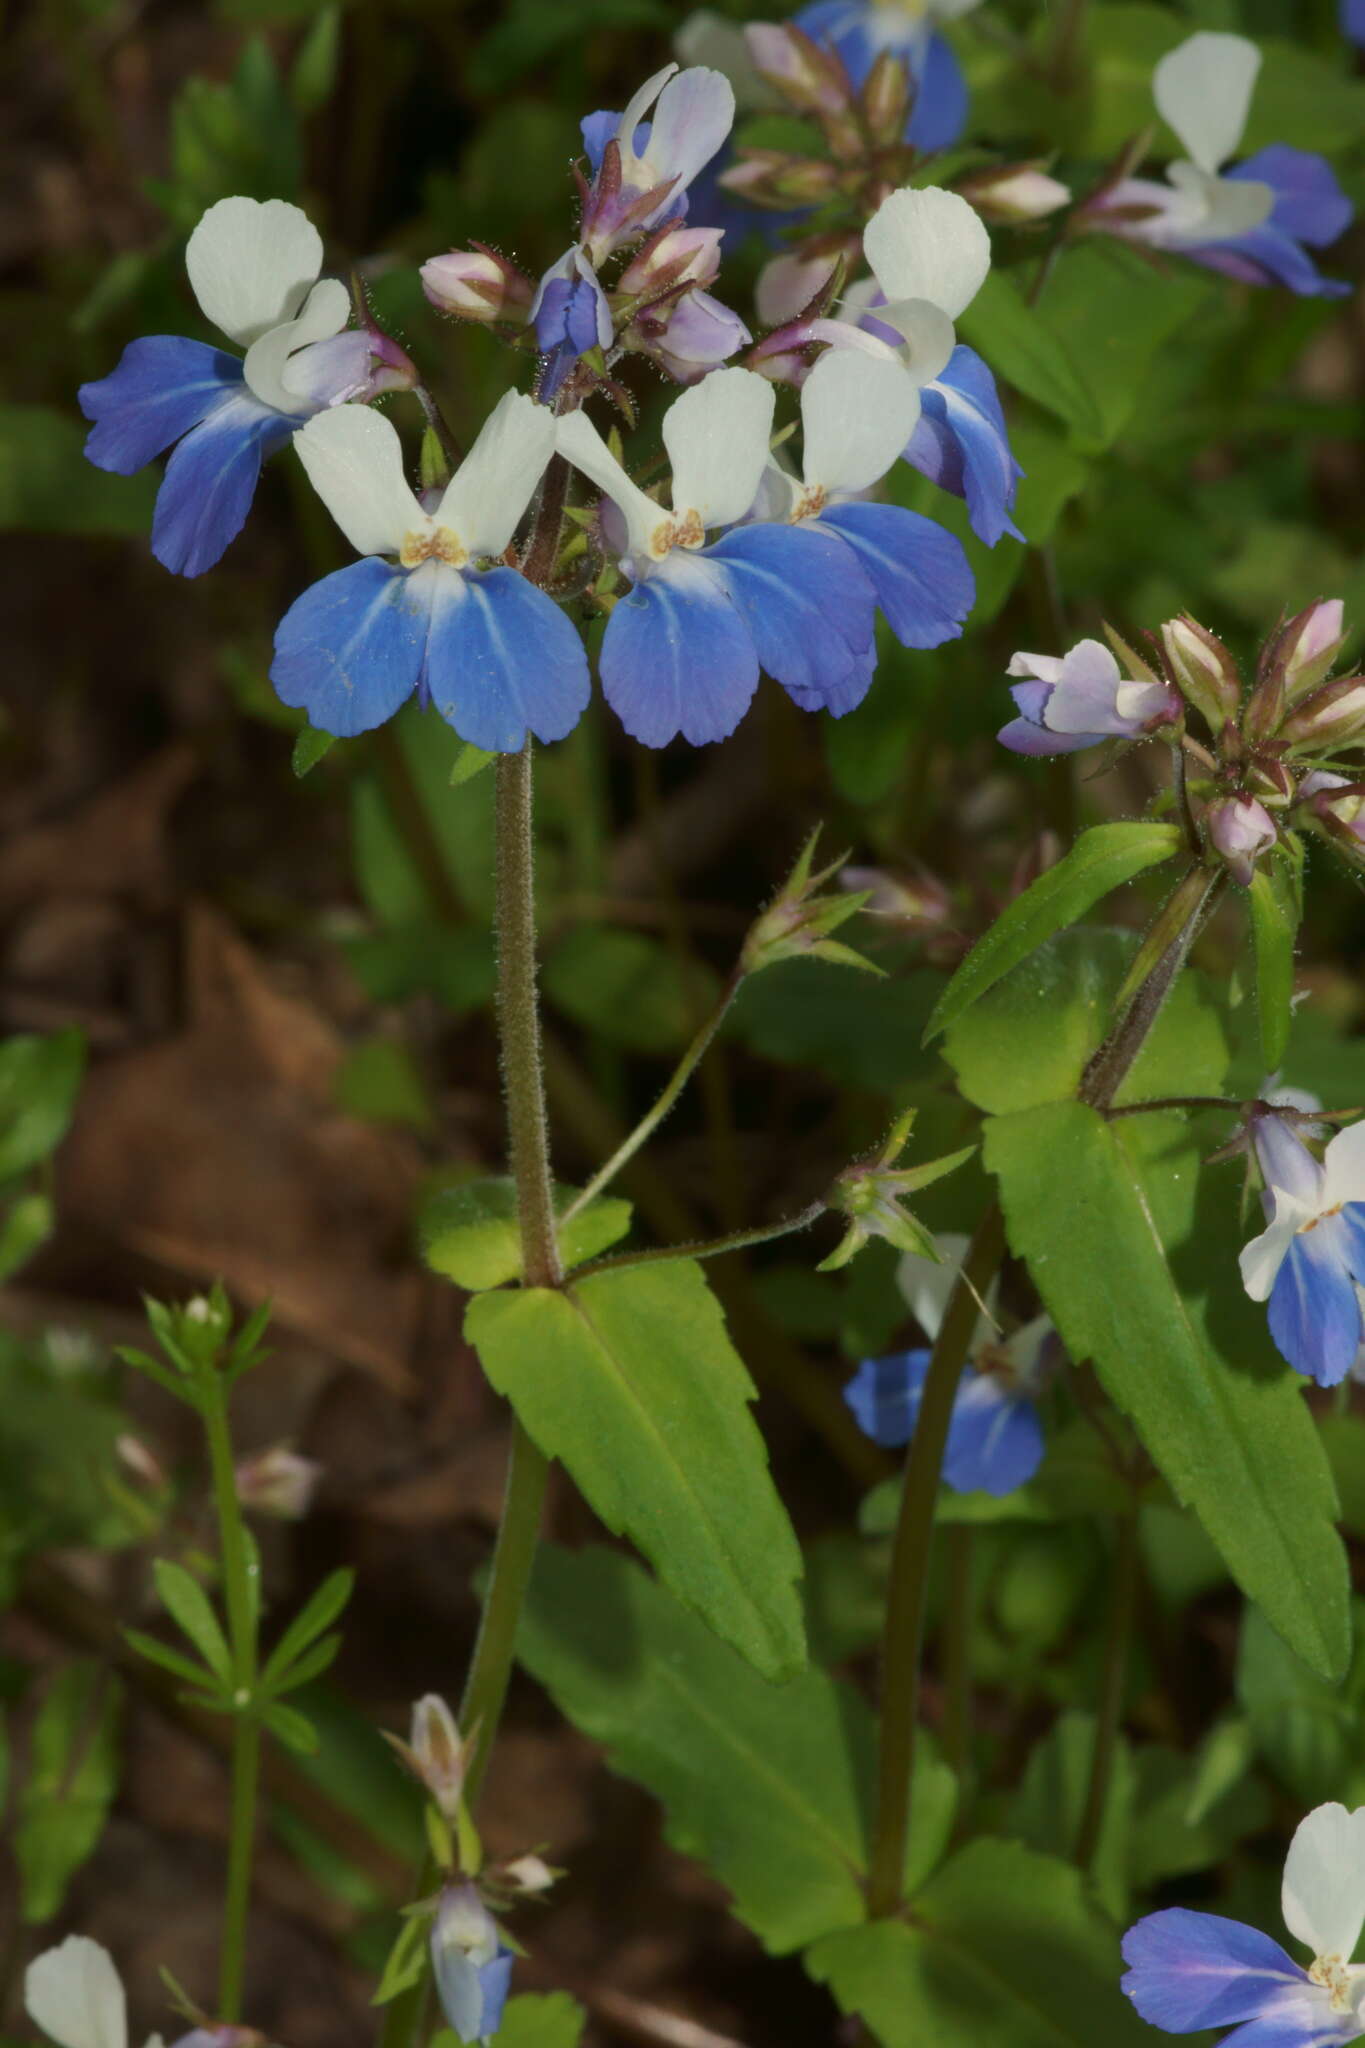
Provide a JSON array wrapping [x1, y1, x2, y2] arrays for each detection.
[[26, 1937, 159, 2048], [234, 1444, 322, 1519]]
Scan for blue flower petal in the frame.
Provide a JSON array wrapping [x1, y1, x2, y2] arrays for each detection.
[[424, 566, 591, 752], [905, 30, 969, 153], [1231, 147, 1354, 250], [581, 110, 650, 175], [477, 1952, 515, 2040], [271, 557, 430, 736], [1222, 2011, 1365, 2048], [795, 2, 879, 82], [815, 501, 974, 648], [843, 1350, 932, 1448], [908, 346, 1024, 548], [705, 521, 877, 715], [943, 1375, 1044, 1496], [79, 335, 244, 476], [1267, 1219, 1364, 1386], [152, 389, 296, 577], [1121, 1910, 1310, 2033], [1346, 0, 1365, 46], [600, 555, 758, 746]]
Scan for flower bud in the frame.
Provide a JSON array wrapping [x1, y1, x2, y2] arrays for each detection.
[[633, 288, 751, 383], [1298, 771, 1365, 862], [431, 1885, 513, 2046], [1271, 598, 1346, 703], [744, 23, 851, 120], [742, 828, 876, 976], [956, 164, 1071, 225], [860, 51, 912, 146], [400, 1695, 476, 1822], [619, 225, 722, 298], [421, 246, 533, 323], [755, 247, 845, 328], [1206, 794, 1277, 886], [820, 1110, 975, 1273], [234, 1445, 321, 1519], [1161, 615, 1242, 730], [720, 151, 841, 209], [1244, 756, 1295, 807], [839, 864, 952, 931], [1281, 674, 1365, 752], [502, 1854, 557, 1895]]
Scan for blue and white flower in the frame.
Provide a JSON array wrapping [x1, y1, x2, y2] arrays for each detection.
[[270, 394, 590, 752], [812, 185, 1022, 547], [793, 0, 984, 152], [999, 639, 1182, 756], [1240, 1112, 1365, 1387], [24, 1935, 251, 2048], [430, 1884, 514, 2045], [555, 365, 879, 744], [843, 1236, 1052, 1495], [1123, 1801, 1365, 2043], [579, 62, 737, 261], [1091, 33, 1353, 298], [79, 197, 391, 578]]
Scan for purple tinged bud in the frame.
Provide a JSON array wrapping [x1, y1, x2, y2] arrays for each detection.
[[635, 288, 751, 382], [840, 865, 953, 931], [619, 224, 722, 297], [1277, 598, 1346, 702], [956, 164, 1071, 225], [720, 150, 841, 208], [1207, 794, 1278, 885], [859, 51, 912, 146], [1299, 770, 1365, 860], [744, 23, 851, 118], [234, 1445, 321, 1519], [421, 247, 532, 323], [1160, 615, 1242, 729], [1281, 673, 1365, 751], [755, 248, 843, 327]]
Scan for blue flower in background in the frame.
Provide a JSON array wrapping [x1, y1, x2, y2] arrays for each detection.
[[79, 197, 391, 578], [1123, 1802, 1365, 2043], [998, 639, 1181, 757], [1342, 0, 1365, 47], [1090, 33, 1353, 299], [1239, 1112, 1365, 1388], [270, 393, 589, 752], [843, 1236, 1053, 1495], [430, 1884, 514, 2045], [793, 0, 983, 152]]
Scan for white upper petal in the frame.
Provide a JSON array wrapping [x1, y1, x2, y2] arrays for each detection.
[[1165, 162, 1274, 240], [644, 66, 736, 193], [1282, 1803, 1365, 1961], [862, 186, 991, 321], [555, 410, 670, 560], [1008, 651, 1065, 684], [292, 404, 424, 559], [25, 1939, 127, 2048], [438, 390, 556, 559], [1238, 1197, 1315, 1302], [800, 349, 920, 496], [663, 365, 775, 531], [186, 196, 324, 348], [1323, 1120, 1365, 1212], [1154, 32, 1261, 176], [875, 298, 957, 389], [897, 1234, 995, 1350], [242, 277, 352, 412]]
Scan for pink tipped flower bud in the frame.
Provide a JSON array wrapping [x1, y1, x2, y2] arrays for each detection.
[[957, 164, 1071, 225], [1161, 615, 1242, 730], [421, 247, 532, 323], [1298, 771, 1365, 861], [235, 1446, 322, 1520], [840, 865, 952, 931], [1281, 674, 1365, 752], [721, 149, 841, 208], [756, 249, 842, 328], [1273, 598, 1346, 702], [403, 1695, 476, 1821], [860, 51, 913, 146], [1207, 795, 1277, 886], [744, 23, 851, 120], [619, 225, 723, 298]]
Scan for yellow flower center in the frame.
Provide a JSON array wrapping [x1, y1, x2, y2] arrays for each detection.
[[1310, 1955, 1354, 2010], [401, 526, 467, 569]]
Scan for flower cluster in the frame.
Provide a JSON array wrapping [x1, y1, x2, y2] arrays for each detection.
[[1240, 1108, 1365, 1389]]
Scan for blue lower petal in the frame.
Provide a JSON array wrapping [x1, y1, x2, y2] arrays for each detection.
[[1231, 147, 1353, 249], [908, 346, 1023, 548], [1185, 225, 1351, 298], [815, 501, 974, 649], [477, 1952, 515, 2040], [943, 1377, 1044, 1496], [1121, 1911, 1309, 2033], [152, 389, 296, 577], [1266, 1223, 1364, 1385], [1224, 2007, 1365, 2048], [905, 31, 969, 152], [843, 1351, 931, 1448], [80, 335, 244, 476], [600, 555, 758, 747], [1345, 0, 1365, 45], [423, 567, 591, 752], [271, 558, 430, 736], [705, 522, 877, 714]]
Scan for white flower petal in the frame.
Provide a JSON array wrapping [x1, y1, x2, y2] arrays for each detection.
[[1282, 1803, 1365, 1961], [1165, 162, 1274, 240], [1239, 1202, 1311, 1302], [1007, 651, 1065, 684], [292, 404, 424, 559], [800, 349, 920, 496], [1153, 32, 1261, 176], [875, 298, 957, 389], [645, 66, 736, 194], [186, 196, 324, 348], [662, 365, 775, 531], [1323, 1120, 1365, 1212], [618, 63, 677, 164], [438, 390, 556, 559], [863, 186, 991, 321], [26, 1938, 127, 2048], [556, 410, 669, 559], [897, 1235, 996, 1348], [242, 277, 352, 412]]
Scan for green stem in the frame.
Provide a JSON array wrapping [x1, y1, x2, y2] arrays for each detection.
[[1074, 1507, 1140, 1871], [941, 1526, 974, 1791], [575, 1199, 828, 1279], [1080, 868, 1226, 1113], [460, 1420, 549, 1805], [203, 1377, 260, 2021], [561, 973, 743, 1224], [867, 1204, 1006, 1919]]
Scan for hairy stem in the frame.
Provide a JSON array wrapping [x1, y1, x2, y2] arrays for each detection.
[[867, 1204, 1006, 1918], [203, 1378, 260, 2021], [575, 1198, 828, 1280], [1080, 868, 1227, 1112]]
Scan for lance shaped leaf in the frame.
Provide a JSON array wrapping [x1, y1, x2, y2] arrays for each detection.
[[466, 1261, 806, 1679]]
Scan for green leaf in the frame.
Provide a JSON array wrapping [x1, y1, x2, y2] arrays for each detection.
[[543, 926, 719, 1055], [983, 1101, 1349, 1679], [516, 1545, 955, 1952], [1128, 1739, 1270, 1889], [0, 1191, 55, 1283], [468, 1265, 807, 1680], [372, 1907, 431, 2006], [262, 1568, 355, 1691], [123, 1627, 220, 1691], [264, 1701, 321, 1755], [479, 1994, 586, 2048], [1236, 1599, 1365, 1808], [289, 5, 341, 114], [152, 1559, 233, 1684], [449, 740, 495, 787], [925, 826, 1183, 1041], [264, 1632, 341, 1696], [292, 726, 336, 776], [1008, 1711, 1133, 1923], [421, 1178, 633, 1291], [0, 409, 156, 535], [958, 272, 1107, 446], [1249, 858, 1300, 1072], [0, 1029, 86, 1179], [468, 0, 667, 91], [15, 1663, 124, 1923], [806, 1839, 1153, 2047]]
